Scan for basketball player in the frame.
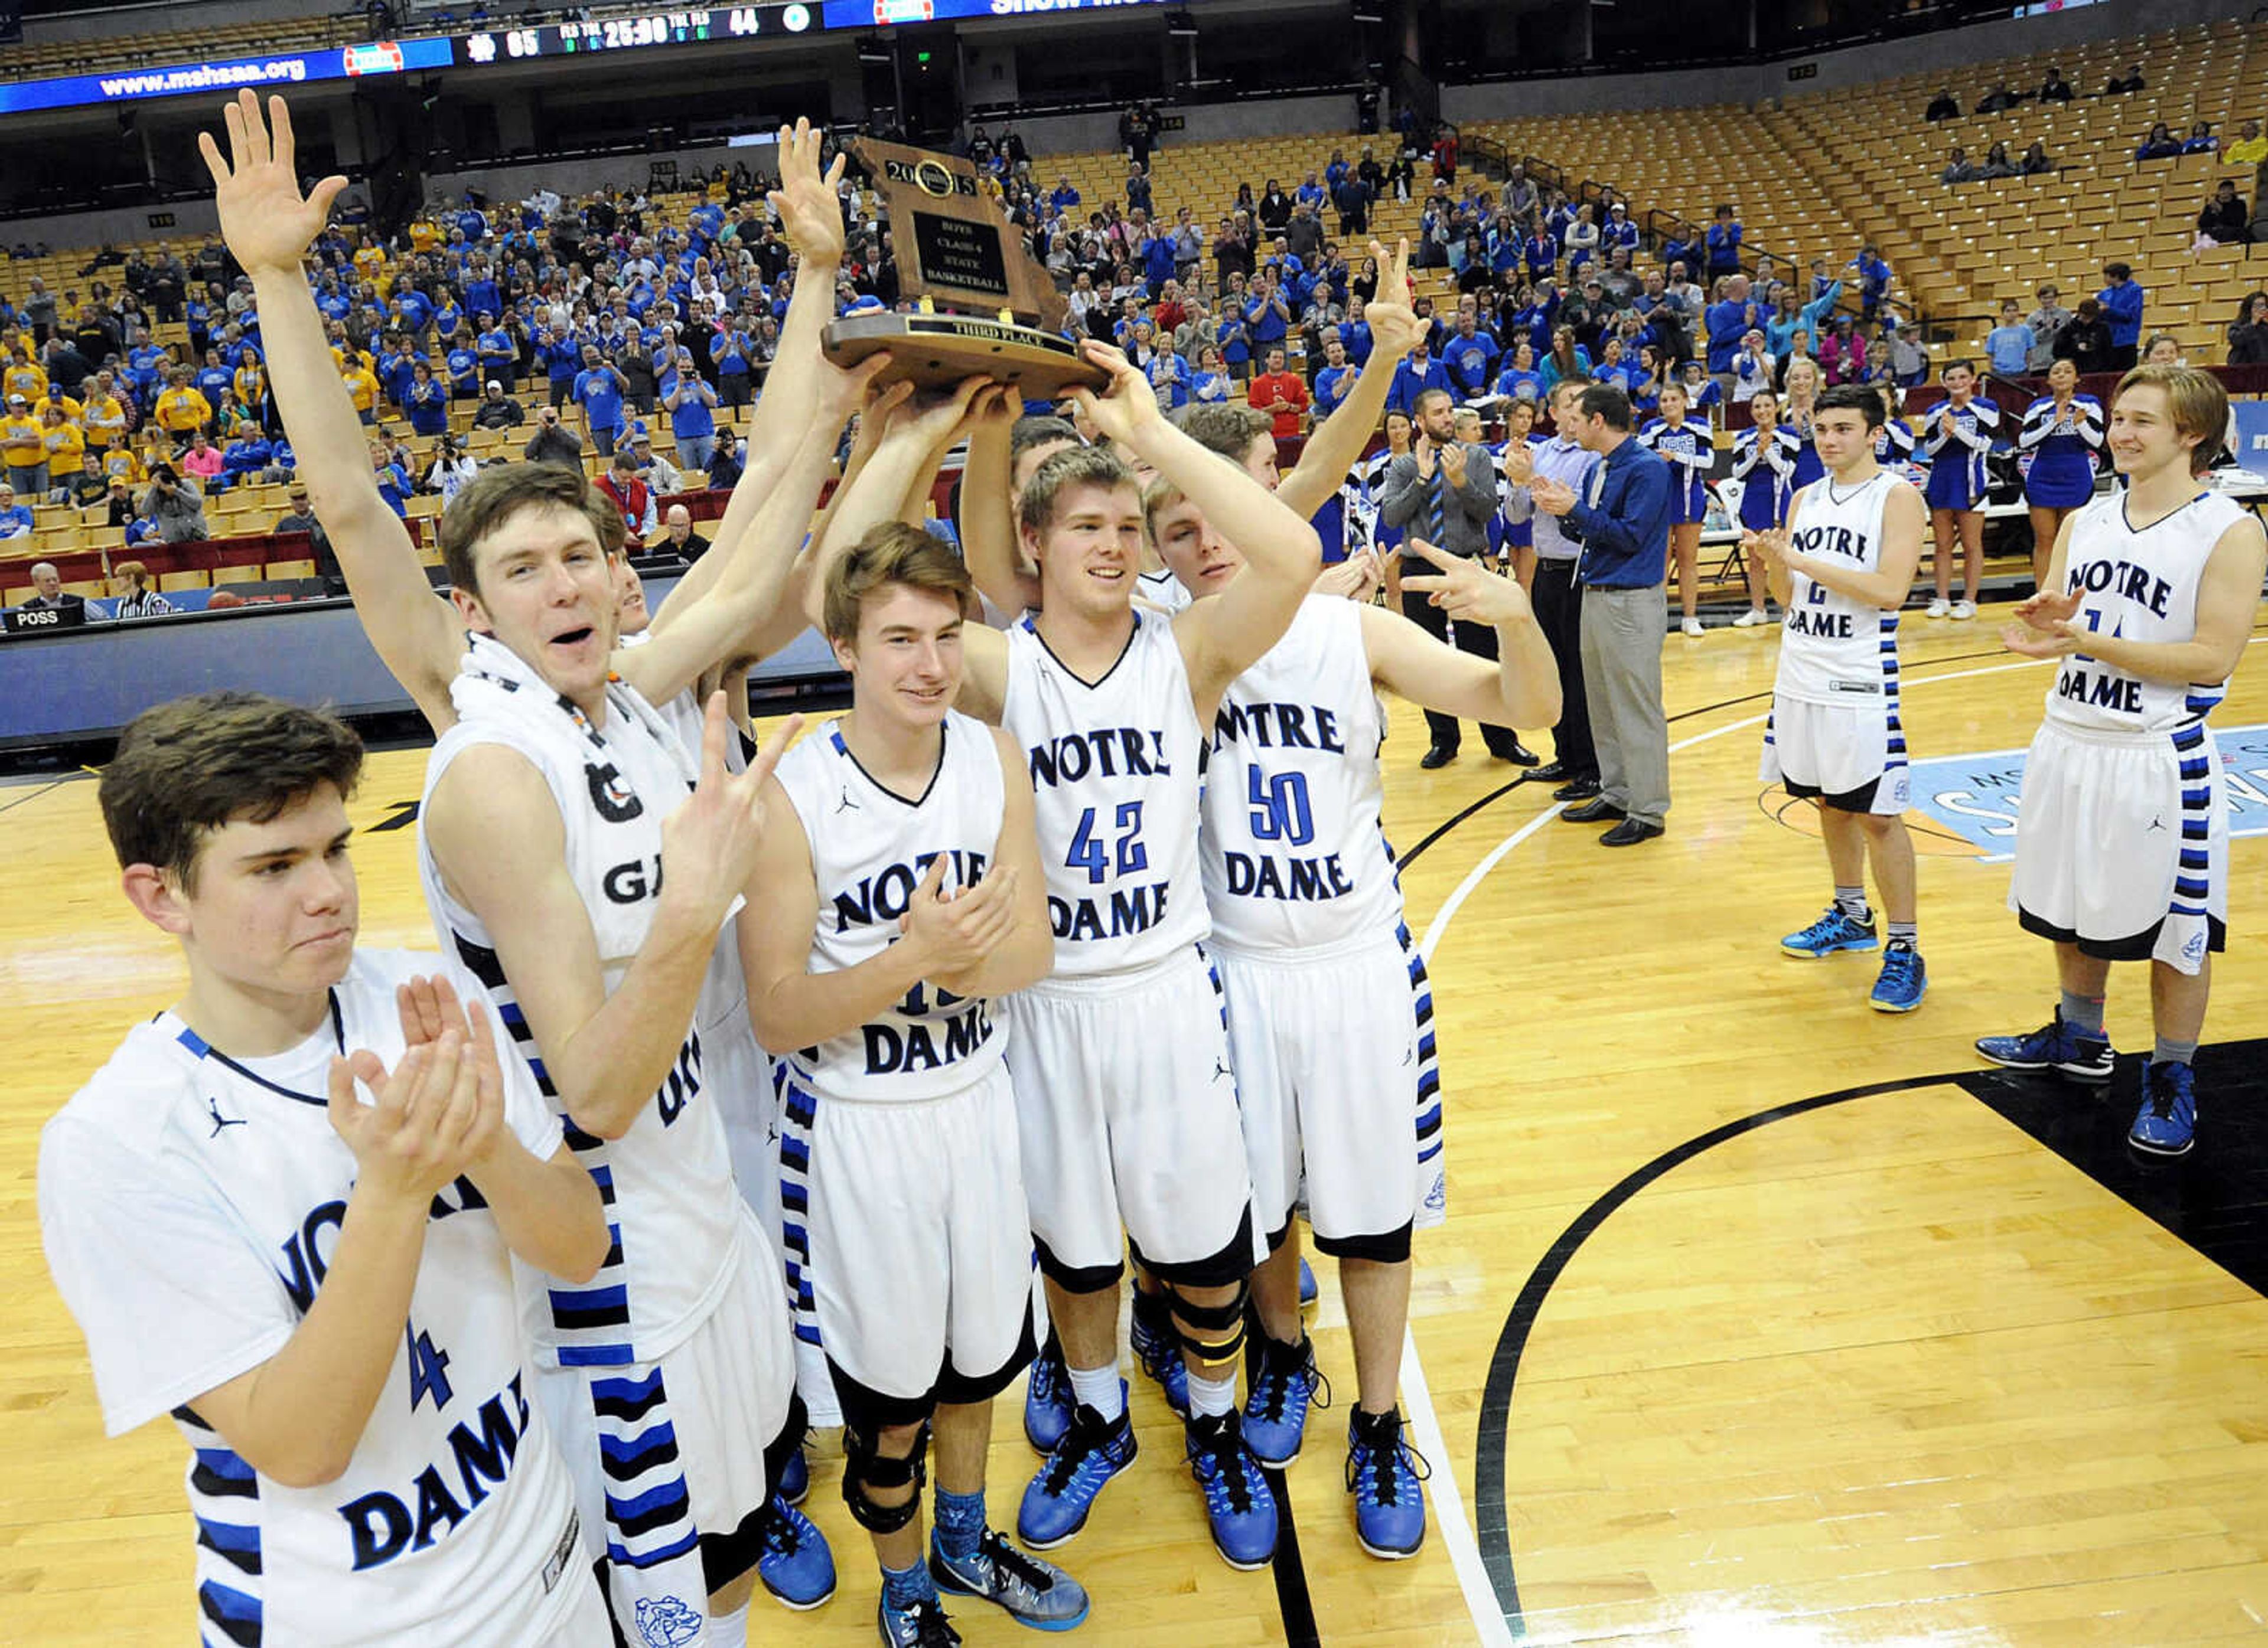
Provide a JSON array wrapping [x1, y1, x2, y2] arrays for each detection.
[[1149, 476, 1558, 1552], [1744, 383, 1930, 1013], [741, 523, 1087, 1646], [201, 92, 839, 1638], [806, 345, 1324, 1572], [41, 691, 612, 1645], [1984, 365, 2266, 1156]]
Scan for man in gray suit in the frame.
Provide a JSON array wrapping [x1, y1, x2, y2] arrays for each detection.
[[1378, 387, 1538, 768]]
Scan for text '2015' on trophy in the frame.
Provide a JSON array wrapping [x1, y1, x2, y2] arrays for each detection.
[[821, 138, 1109, 398]]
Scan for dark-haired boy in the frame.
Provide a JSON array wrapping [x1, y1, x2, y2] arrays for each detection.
[[41, 691, 612, 1645], [1742, 383, 1930, 1012]]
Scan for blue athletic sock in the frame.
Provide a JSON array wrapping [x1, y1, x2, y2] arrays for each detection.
[[933, 1486, 985, 1562], [881, 1558, 938, 1613], [2153, 1035, 2198, 1067], [2059, 989, 2107, 1037]]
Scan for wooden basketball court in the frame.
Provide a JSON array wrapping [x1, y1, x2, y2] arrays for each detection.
[[6, 601, 2267, 1644]]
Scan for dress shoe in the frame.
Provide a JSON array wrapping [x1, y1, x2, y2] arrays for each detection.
[[1419, 745, 1456, 770], [1552, 777, 1601, 802], [1529, 761, 1569, 782], [1560, 797, 1626, 824], [1488, 739, 1542, 767], [1598, 818, 1664, 847]]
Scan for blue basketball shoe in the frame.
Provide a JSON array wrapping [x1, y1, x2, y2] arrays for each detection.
[[1869, 941, 1927, 1013], [1129, 1290, 1190, 1418], [930, 1529, 1090, 1632], [1241, 1333, 1328, 1467], [1185, 1409, 1279, 1569], [1782, 905, 1878, 958], [755, 1493, 836, 1610], [1023, 1334, 1072, 1454], [1975, 1010, 2115, 1083], [1345, 1406, 1430, 1560], [2129, 1059, 2197, 1157], [1018, 1396, 1136, 1550], [1298, 1256, 1319, 1311]]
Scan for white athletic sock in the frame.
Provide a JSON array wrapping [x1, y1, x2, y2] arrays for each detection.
[[1067, 1362, 1125, 1421], [1834, 886, 1872, 921], [706, 1601, 750, 1647], [1187, 1368, 1237, 1419]]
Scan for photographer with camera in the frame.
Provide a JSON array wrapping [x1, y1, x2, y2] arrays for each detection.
[[136, 460, 209, 544]]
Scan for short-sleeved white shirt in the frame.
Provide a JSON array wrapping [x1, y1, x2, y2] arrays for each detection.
[[38, 948, 591, 1646]]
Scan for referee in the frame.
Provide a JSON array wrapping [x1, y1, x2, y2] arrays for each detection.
[[1378, 387, 1539, 768], [1531, 383, 1671, 845]]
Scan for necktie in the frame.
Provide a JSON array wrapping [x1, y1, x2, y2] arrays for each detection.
[[1428, 458, 1446, 547]]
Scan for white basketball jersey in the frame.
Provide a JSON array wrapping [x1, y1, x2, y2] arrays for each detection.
[[419, 638, 748, 1368], [2047, 488, 2247, 735], [1138, 566, 1192, 612], [1776, 469, 1904, 706], [1201, 595, 1402, 956], [37, 950, 588, 1646], [775, 711, 1011, 1099], [1002, 608, 1208, 977]]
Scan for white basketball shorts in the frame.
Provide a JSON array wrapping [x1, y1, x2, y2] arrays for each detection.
[[1004, 944, 1262, 1290], [1760, 695, 1911, 815], [1215, 929, 1445, 1262], [2008, 717, 2228, 974], [776, 1062, 1039, 1429]]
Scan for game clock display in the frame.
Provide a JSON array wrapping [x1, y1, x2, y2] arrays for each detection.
[[451, 4, 813, 65]]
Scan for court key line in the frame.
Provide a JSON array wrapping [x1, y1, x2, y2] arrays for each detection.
[[1397, 641, 2267, 1644]]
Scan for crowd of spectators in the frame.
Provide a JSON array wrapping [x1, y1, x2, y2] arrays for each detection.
[[1925, 61, 2258, 189]]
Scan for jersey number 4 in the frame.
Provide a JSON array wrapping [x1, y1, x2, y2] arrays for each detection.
[[1066, 802, 1147, 883], [406, 1321, 454, 1413]]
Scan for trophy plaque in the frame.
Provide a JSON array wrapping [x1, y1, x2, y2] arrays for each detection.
[[822, 138, 1107, 397]]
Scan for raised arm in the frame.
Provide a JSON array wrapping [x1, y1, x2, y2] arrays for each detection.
[[200, 91, 460, 727], [1278, 238, 1419, 519], [956, 386, 1042, 616]]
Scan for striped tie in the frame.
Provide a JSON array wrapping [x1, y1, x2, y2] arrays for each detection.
[[1428, 460, 1446, 546]]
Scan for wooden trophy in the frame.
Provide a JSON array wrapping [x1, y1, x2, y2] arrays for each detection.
[[822, 138, 1107, 397]]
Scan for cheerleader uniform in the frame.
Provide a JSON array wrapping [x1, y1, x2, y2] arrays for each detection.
[[1732, 425, 1801, 530], [1920, 395, 2000, 510], [1787, 408, 1826, 490], [1640, 415, 1714, 524], [2016, 394, 2104, 508], [1872, 416, 1917, 477]]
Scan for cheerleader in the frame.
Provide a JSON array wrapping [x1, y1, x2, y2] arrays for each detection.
[[1783, 357, 1826, 490], [1918, 357, 1997, 617], [1872, 385, 1918, 478], [1729, 387, 1799, 625], [1497, 396, 1541, 590], [2015, 357, 2102, 588], [1640, 380, 1715, 636]]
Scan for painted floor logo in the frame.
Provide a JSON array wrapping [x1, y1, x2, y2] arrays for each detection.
[[1904, 723, 2268, 861]]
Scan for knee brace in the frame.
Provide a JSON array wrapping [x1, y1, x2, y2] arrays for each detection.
[[1168, 1281, 1250, 1374], [839, 1419, 930, 1535]]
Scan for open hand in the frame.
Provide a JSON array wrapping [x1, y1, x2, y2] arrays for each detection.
[[1439, 440, 1469, 487], [768, 118, 848, 263], [2000, 616, 2081, 658], [197, 92, 345, 278], [1531, 475, 1577, 517], [328, 1022, 495, 1208], [887, 374, 995, 452], [2011, 583, 2081, 629], [1741, 526, 1790, 569]]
